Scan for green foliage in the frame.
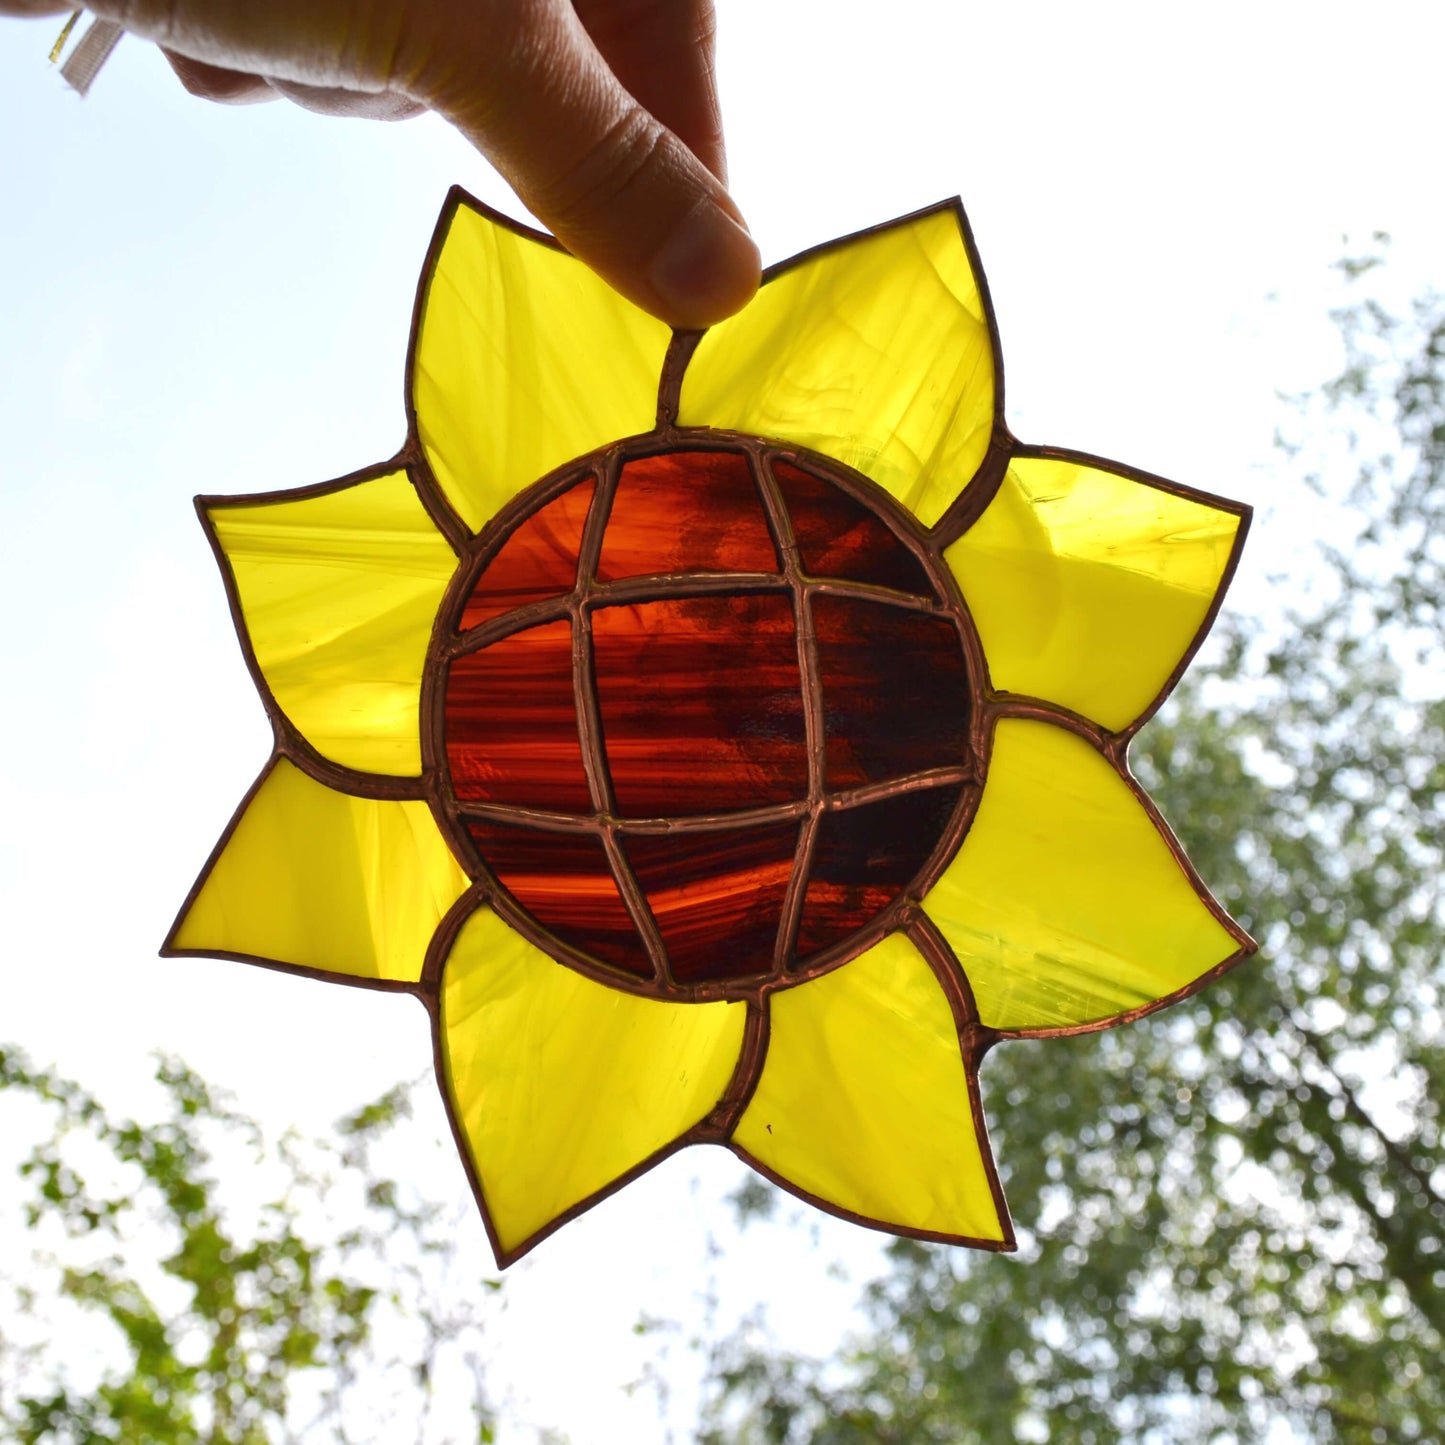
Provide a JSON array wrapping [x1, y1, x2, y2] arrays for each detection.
[[0, 1051, 500, 1445], [699, 272, 1445, 1444]]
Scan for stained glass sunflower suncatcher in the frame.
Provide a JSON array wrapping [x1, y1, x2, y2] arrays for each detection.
[[166, 189, 1255, 1266]]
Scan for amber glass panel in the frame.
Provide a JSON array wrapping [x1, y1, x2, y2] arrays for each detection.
[[773, 459, 933, 596], [591, 594, 808, 817], [622, 822, 800, 983], [465, 818, 649, 977], [445, 620, 593, 813], [814, 598, 969, 789], [460, 478, 594, 630], [795, 786, 962, 960], [597, 450, 779, 582]]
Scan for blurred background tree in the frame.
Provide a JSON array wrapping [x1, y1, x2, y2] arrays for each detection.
[[696, 261, 1445, 1445], [0, 1050, 501, 1445]]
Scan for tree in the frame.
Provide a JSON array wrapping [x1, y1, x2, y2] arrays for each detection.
[[0, 1049, 501, 1445], [697, 261, 1445, 1445]]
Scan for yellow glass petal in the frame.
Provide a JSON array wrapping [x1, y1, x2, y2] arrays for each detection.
[[170, 758, 468, 984], [947, 456, 1241, 729], [208, 471, 456, 776], [733, 933, 1005, 1242], [678, 207, 995, 527], [927, 719, 1240, 1031], [441, 908, 746, 1257], [413, 200, 672, 533]]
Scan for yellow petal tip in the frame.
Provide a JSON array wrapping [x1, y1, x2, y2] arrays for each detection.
[[947, 454, 1246, 729], [928, 719, 1245, 1033]]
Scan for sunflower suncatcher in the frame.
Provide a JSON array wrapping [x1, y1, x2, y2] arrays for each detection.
[[167, 190, 1254, 1266]]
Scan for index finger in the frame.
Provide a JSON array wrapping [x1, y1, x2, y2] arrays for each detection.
[[573, 0, 727, 183]]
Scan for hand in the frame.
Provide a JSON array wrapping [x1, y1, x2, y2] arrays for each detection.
[[7, 1, 759, 326]]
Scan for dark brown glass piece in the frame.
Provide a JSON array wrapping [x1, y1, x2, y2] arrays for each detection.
[[591, 594, 808, 817], [622, 823, 800, 984], [460, 478, 594, 630], [814, 597, 970, 790], [444, 620, 593, 814], [596, 450, 779, 582], [795, 786, 964, 961], [465, 818, 650, 977], [774, 459, 934, 596]]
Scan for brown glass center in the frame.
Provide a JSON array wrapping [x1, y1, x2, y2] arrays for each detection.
[[433, 438, 980, 997]]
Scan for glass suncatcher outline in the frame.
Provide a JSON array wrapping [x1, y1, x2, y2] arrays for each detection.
[[167, 189, 1256, 1266]]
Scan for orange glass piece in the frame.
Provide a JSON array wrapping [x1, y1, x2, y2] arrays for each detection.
[[796, 785, 963, 961], [460, 477, 594, 631], [464, 817, 650, 977], [445, 619, 593, 814], [773, 459, 934, 597], [622, 822, 800, 984], [591, 594, 809, 817], [814, 598, 970, 789], [597, 450, 779, 581]]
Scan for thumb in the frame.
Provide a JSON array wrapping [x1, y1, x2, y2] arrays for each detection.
[[415, 1, 760, 328]]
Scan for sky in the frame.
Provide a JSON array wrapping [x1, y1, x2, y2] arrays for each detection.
[[2, 3, 1444, 1439]]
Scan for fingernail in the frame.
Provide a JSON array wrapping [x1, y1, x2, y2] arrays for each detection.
[[649, 199, 761, 327]]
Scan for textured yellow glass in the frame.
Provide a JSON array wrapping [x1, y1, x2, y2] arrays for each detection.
[[413, 203, 672, 533], [441, 908, 746, 1255], [209, 471, 455, 776], [678, 209, 994, 527], [947, 458, 1240, 730], [171, 758, 468, 983], [927, 720, 1239, 1031], [733, 933, 1004, 1241]]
